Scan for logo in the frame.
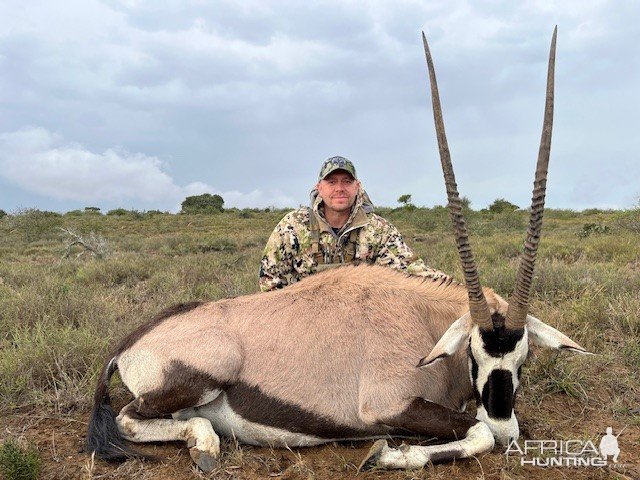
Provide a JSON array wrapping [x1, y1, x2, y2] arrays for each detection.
[[599, 427, 620, 463], [506, 427, 626, 468]]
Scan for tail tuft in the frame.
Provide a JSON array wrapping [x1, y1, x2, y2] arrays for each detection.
[[84, 358, 141, 462]]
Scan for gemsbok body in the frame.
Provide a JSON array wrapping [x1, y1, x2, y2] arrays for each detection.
[[86, 28, 591, 471]]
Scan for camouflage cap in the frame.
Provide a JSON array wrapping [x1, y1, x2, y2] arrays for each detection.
[[318, 156, 357, 181]]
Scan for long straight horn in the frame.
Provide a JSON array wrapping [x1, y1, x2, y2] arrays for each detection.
[[422, 32, 492, 330], [506, 27, 557, 329]]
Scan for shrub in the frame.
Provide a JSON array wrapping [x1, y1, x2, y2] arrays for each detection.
[[0, 439, 42, 480], [613, 209, 640, 233], [581, 208, 613, 215], [487, 198, 519, 213], [106, 208, 144, 219], [473, 209, 525, 234], [411, 208, 447, 231], [8, 208, 63, 242], [106, 208, 129, 216], [546, 209, 581, 220], [84, 207, 101, 214], [181, 193, 224, 214], [0, 209, 7, 219], [577, 223, 610, 238]]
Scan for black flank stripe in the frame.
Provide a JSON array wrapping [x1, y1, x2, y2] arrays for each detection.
[[226, 383, 370, 439]]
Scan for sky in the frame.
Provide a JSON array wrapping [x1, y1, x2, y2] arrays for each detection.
[[0, 0, 638, 213]]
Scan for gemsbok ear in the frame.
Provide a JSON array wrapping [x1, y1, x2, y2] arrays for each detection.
[[526, 315, 592, 354], [417, 313, 473, 367]]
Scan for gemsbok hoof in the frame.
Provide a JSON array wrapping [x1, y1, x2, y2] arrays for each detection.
[[358, 439, 388, 472], [189, 447, 218, 472]]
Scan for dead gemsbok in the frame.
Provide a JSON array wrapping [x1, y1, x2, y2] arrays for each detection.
[[86, 28, 590, 471]]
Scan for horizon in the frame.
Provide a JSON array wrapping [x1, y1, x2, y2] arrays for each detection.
[[2, 200, 635, 216]]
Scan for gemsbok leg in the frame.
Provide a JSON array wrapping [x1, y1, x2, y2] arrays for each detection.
[[116, 397, 222, 472], [359, 398, 494, 470]]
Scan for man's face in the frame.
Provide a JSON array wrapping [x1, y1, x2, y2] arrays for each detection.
[[316, 171, 360, 215]]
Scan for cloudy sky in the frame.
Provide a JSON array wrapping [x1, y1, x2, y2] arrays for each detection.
[[0, 0, 638, 213]]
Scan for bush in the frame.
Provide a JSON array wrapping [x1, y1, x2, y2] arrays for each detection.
[[106, 208, 144, 219], [181, 193, 224, 214], [0, 209, 7, 219], [106, 208, 129, 216], [613, 209, 640, 233], [8, 208, 63, 242], [545, 209, 581, 220], [64, 209, 84, 216], [84, 207, 101, 214], [577, 223, 610, 238], [0, 439, 42, 480], [581, 208, 613, 215], [487, 198, 519, 213]]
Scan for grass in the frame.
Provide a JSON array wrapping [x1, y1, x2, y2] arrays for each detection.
[[0, 439, 42, 480], [523, 351, 590, 403], [0, 206, 638, 478]]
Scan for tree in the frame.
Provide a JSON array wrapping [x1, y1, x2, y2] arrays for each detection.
[[0, 209, 6, 219], [488, 198, 519, 214], [84, 206, 101, 215], [397, 194, 413, 207], [181, 194, 224, 214]]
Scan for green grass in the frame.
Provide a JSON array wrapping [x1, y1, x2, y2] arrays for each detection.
[[0, 439, 42, 480]]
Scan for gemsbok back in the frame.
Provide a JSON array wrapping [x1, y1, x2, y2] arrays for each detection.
[[86, 27, 591, 472]]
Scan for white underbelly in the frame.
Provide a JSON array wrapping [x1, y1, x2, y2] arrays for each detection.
[[175, 393, 328, 447]]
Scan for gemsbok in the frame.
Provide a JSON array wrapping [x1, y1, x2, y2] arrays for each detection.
[[86, 27, 590, 472]]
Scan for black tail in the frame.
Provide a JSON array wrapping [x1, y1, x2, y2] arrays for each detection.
[[84, 357, 140, 462]]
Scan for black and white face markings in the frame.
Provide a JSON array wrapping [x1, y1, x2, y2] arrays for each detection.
[[467, 314, 528, 445]]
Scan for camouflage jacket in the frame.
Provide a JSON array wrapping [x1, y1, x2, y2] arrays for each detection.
[[259, 188, 451, 292]]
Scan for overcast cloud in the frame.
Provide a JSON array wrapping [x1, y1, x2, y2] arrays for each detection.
[[0, 0, 638, 212]]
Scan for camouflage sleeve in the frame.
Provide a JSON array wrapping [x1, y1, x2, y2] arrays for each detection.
[[259, 211, 301, 292], [370, 216, 452, 281]]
